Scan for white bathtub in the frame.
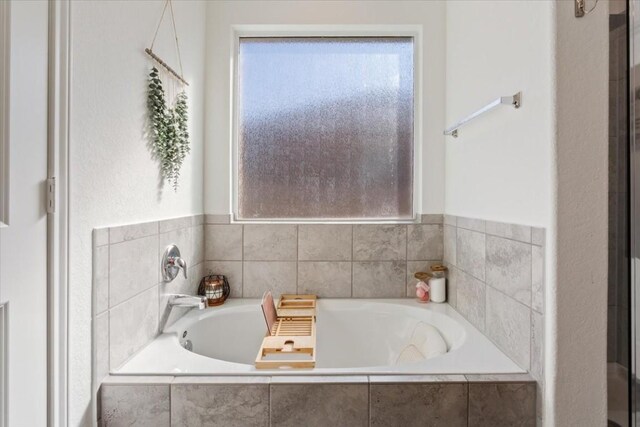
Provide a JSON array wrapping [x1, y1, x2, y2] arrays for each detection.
[[114, 299, 524, 376]]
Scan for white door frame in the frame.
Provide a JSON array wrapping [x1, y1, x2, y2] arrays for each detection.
[[0, 303, 7, 427], [0, 0, 10, 230], [47, 1, 70, 426], [0, 1, 10, 425]]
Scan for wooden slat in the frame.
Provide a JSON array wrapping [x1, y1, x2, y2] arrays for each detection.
[[255, 295, 317, 369]]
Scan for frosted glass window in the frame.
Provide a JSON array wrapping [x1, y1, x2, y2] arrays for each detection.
[[237, 37, 414, 220]]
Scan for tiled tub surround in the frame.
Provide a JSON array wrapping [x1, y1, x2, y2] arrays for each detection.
[[100, 374, 536, 427], [94, 213, 543, 425], [203, 214, 444, 299], [93, 215, 205, 384], [443, 215, 545, 423], [111, 298, 523, 375], [94, 214, 443, 381]]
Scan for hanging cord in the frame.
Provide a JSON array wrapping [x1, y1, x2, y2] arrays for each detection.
[[150, 0, 169, 51], [147, 0, 187, 86], [577, 0, 599, 17], [583, 0, 599, 15], [168, 0, 185, 80]]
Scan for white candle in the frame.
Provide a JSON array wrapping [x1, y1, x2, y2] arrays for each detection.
[[429, 276, 446, 303]]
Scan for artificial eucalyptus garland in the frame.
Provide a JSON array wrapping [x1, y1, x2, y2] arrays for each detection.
[[148, 66, 190, 190]]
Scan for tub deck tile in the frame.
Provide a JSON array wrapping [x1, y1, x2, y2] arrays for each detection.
[[369, 374, 467, 383], [269, 375, 368, 384], [101, 384, 170, 427], [101, 375, 174, 385], [464, 373, 534, 383], [468, 381, 536, 427], [270, 383, 368, 427], [171, 383, 269, 427], [370, 382, 468, 427], [100, 374, 538, 426], [171, 376, 271, 384]]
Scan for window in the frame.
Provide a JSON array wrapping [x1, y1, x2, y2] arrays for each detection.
[[236, 36, 415, 221]]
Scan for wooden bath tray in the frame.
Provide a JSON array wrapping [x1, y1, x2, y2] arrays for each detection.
[[277, 294, 316, 318], [255, 294, 317, 369]]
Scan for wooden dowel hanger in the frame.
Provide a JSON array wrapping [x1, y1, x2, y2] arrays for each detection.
[[145, 48, 188, 86]]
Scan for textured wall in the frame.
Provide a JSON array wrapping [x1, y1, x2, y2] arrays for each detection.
[[69, 1, 206, 425], [444, 1, 609, 425], [444, 1, 553, 227], [552, 2, 609, 425], [204, 0, 447, 215]]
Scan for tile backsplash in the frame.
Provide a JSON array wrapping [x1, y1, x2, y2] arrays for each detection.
[[443, 214, 545, 423], [93, 214, 443, 382], [93, 212, 545, 424], [202, 215, 444, 299], [93, 215, 204, 384]]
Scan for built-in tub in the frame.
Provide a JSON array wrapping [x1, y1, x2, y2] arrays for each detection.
[[114, 299, 524, 376]]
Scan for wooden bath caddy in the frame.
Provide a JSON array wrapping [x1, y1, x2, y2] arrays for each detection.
[[255, 294, 317, 369]]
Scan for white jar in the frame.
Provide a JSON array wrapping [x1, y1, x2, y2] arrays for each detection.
[[429, 271, 446, 303]]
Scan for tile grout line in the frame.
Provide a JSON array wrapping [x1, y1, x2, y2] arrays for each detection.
[[529, 306, 534, 382], [241, 224, 245, 297], [268, 381, 272, 427], [466, 380, 470, 425], [530, 244, 535, 315], [108, 279, 161, 312], [485, 277, 535, 312], [405, 225, 409, 296], [368, 380, 371, 425], [457, 225, 536, 310], [351, 225, 354, 297], [484, 231, 534, 246], [295, 225, 299, 295], [455, 225, 536, 371]]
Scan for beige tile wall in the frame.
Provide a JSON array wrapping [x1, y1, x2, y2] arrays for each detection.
[[94, 212, 545, 424], [202, 215, 444, 299], [93, 215, 205, 385], [95, 213, 545, 425], [443, 214, 545, 424], [93, 214, 444, 385], [101, 374, 536, 427]]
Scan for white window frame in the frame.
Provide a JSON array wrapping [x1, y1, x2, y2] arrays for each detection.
[[0, 303, 7, 427], [229, 25, 423, 224]]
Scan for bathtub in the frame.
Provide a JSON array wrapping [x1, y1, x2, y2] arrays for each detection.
[[114, 299, 524, 376]]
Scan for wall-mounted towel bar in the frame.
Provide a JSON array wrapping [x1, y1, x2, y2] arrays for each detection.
[[444, 92, 521, 138]]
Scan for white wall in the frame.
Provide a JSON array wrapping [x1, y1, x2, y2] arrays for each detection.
[[445, 1, 553, 228], [445, 1, 609, 425], [204, 0, 446, 216], [64, 1, 610, 425], [68, 1, 205, 425], [551, 1, 608, 425]]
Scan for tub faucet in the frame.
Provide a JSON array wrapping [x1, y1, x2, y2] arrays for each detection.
[[162, 244, 188, 282], [158, 294, 206, 333], [168, 294, 206, 309]]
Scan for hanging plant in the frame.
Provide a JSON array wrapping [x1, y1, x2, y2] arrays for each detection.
[[147, 66, 190, 190]]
